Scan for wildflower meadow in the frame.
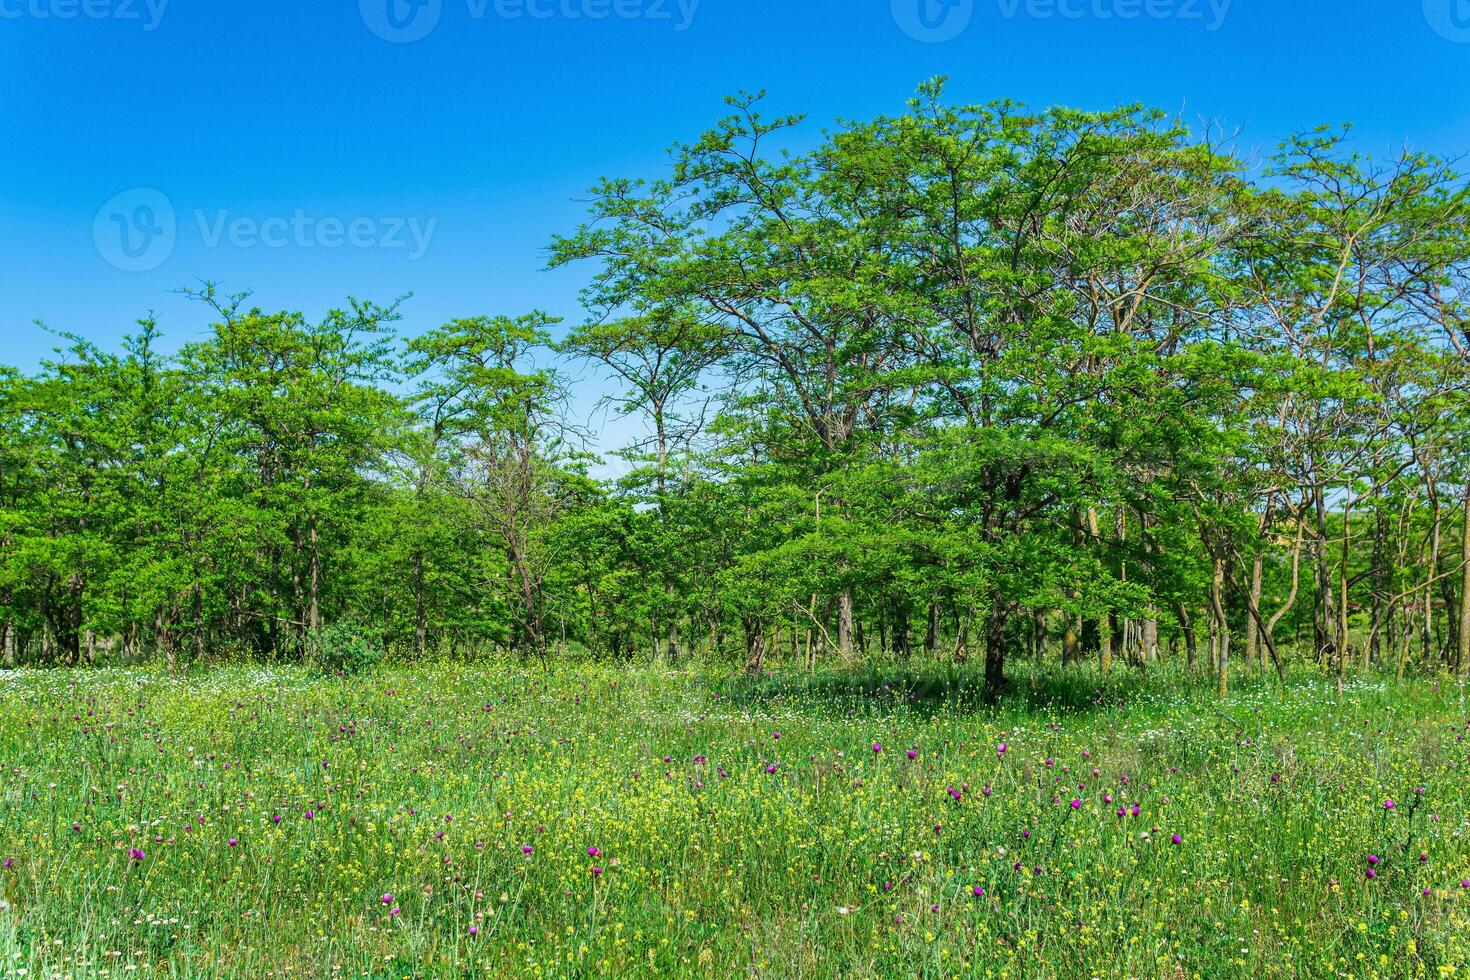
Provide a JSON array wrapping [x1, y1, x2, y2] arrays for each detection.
[[1, 662, 1468, 978]]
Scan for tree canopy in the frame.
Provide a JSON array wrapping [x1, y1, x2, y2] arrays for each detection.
[[3, 82, 1469, 698]]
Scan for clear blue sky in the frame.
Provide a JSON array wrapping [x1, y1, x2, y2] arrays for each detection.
[[3, 0, 1467, 377]]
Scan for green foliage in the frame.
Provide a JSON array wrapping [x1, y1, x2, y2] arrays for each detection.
[[306, 619, 382, 676], [1, 84, 1469, 695]]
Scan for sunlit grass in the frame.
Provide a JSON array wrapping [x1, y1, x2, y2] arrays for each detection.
[[1, 661, 1468, 977]]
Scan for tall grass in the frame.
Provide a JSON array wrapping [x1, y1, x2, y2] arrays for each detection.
[[0, 661, 1467, 977]]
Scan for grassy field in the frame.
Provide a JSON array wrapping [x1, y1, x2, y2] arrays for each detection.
[[1, 663, 1468, 978]]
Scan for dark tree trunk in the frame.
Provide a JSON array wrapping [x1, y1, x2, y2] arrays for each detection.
[[743, 617, 766, 675], [983, 597, 1009, 702]]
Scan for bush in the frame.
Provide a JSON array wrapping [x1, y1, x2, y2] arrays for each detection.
[[307, 620, 382, 676]]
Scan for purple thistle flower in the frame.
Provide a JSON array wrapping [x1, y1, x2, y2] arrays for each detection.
[[129, 848, 145, 861], [1170, 834, 1182, 845]]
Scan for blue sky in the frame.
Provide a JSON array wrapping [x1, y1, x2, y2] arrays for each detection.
[[2, 0, 1468, 389]]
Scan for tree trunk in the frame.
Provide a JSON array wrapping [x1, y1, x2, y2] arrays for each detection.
[[1244, 551, 1264, 671], [743, 618, 766, 675], [1140, 613, 1158, 665], [837, 590, 854, 663], [665, 593, 679, 667], [1211, 556, 1230, 697], [1368, 504, 1388, 669], [1087, 506, 1112, 674], [1062, 615, 1081, 666], [983, 597, 1008, 702], [1312, 485, 1340, 667], [1424, 492, 1443, 664], [1458, 481, 1470, 675], [1266, 515, 1305, 653], [308, 515, 321, 634], [1338, 495, 1352, 690], [1176, 602, 1197, 671]]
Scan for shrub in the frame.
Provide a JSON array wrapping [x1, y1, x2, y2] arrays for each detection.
[[307, 620, 381, 676]]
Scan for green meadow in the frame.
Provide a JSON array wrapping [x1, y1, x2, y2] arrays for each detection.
[[2, 662, 1467, 978]]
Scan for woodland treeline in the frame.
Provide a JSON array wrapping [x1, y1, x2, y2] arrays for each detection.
[[3, 82, 1470, 697]]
